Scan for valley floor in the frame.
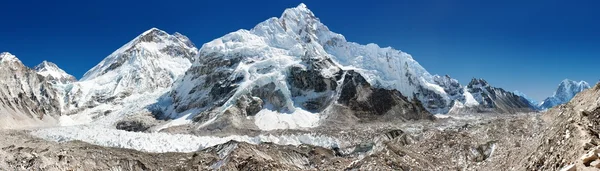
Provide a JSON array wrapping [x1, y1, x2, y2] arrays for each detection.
[[0, 111, 575, 171]]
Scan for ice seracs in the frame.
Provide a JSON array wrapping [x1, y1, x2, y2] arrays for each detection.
[[539, 79, 590, 109]]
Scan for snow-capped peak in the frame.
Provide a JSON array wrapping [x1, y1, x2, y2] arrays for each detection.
[[81, 27, 197, 81], [281, 3, 312, 22], [467, 78, 490, 88], [34, 61, 74, 80], [0, 52, 20, 63], [141, 27, 162, 35], [167, 3, 453, 130], [297, 3, 308, 9], [34, 60, 76, 84], [554, 79, 589, 101], [539, 79, 590, 109], [66, 28, 197, 111]]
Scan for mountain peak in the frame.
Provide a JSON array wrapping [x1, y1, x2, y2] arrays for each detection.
[[34, 60, 76, 83], [468, 78, 489, 87], [0, 52, 20, 63], [539, 79, 591, 109], [282, 3, 310, 15], [297, 3, 307, 9], [138, 27, 169, 43], [279, 3, 320, 32], [142, 27, 161, 35], [556, 79, 590, 94], [560, 78, 572, 84], [34, 60, 59, 70], [81, 28, 197, 81], [0, 52, 13, 57]]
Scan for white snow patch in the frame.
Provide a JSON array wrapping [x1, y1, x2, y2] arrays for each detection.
[[463, 90, 480, 107], [58, 115, 77, 126], [253, 108, 321, 131], [154, 113, 193, 131], [434, 114, 451, 119]]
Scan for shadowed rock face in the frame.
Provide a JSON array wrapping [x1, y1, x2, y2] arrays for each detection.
[[337, 70, 432, 121], [169, 48, 432, 131]]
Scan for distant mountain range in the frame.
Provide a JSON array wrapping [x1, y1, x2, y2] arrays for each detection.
[[538, 79, 590, 109], [0, 3, 588, 130]]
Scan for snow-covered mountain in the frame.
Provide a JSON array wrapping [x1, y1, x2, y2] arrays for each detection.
[[160, 3, 436, 131], [539, 79, 590, 109], [0, 52, 63, 128], [65, 28, 197, 111], [34, 60, 76, 84], [513, 90, 540, 110], [0, 4, 542, 131], [449, 78, 535, 114], [0, 29, 199, 128]]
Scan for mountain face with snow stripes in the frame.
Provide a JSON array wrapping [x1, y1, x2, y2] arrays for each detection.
[[0, 3, 540, 130]]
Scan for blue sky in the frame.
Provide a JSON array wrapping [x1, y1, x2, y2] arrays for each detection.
[[0, 0, 598, 101]]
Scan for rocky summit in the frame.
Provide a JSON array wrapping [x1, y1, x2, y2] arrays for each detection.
[[0, 3, 596, 171]]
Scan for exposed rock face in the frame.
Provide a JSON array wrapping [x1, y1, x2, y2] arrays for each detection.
[[336, 70, 431, 121], [0, 52, 63, 128]]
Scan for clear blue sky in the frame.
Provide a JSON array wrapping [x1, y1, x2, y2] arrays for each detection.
[[1, 0, 598, 101]]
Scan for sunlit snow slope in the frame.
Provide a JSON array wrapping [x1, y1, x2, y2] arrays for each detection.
[[65, 28, 197, 113]]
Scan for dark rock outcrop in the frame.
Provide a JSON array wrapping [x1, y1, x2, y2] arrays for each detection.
[[336, 70, 432, 121]]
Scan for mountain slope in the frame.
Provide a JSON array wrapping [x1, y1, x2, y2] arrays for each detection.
[[513, 90, 540, 110], [539, 79, 590, 109], [0, 52, 63, 128]]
